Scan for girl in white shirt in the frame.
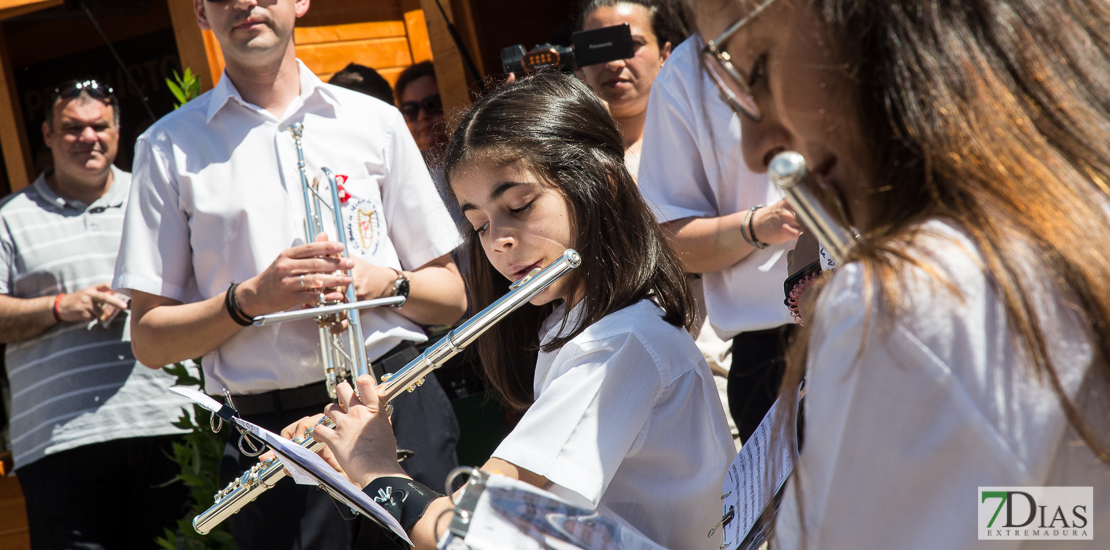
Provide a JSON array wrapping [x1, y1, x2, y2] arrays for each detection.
[[307, 71, 735, 549], [694, 0, 1110, 548]]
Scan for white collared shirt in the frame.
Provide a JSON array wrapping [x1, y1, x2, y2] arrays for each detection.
[[492, 300, 735, 549], [773, 220, 1110, 549], [638, 37, 794, 338], [114, 61, 460, 394]]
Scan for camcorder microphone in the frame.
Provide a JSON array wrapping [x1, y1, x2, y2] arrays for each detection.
[[501, 23, 634, 74]]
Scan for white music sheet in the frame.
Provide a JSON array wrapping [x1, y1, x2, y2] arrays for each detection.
[[720, 396, 796, 550], [438, 474, 665, 550], [168, 386, 411, 545], [231, 417, 412, 545]]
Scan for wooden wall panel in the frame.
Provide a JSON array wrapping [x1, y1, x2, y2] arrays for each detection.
[[295, 21, 406, 46], [0, 469, 29, 550], [0, 25, 32, 193], [0, 0, 59, 21], [418, 0, 471, 111], [403, 9, 433, 64], [298, 1, 402, 28], [297, 37, 412, 78], [166, 0, 221, 91]]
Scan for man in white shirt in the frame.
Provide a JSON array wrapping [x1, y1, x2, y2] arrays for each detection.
[[637, 36, 801, 443], [113, 1, 467, 548]]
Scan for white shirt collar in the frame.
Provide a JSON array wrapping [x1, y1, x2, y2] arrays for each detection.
[[206, 59, 341, 123]]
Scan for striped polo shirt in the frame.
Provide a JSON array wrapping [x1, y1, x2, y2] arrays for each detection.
[[0, 167, 189, 470]]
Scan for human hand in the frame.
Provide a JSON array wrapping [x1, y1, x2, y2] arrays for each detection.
[[236, 233, 353, 318], [269, 413, 351, 483], [312, 376, 407, 488], [350, 257, 400, 302], [751, 198, 804, 247], [56, 283, 130, 323]]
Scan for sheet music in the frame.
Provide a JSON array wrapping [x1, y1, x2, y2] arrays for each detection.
[[449, 475, 665, 550], [168, 387, 411, 545], [231, 417, 412, 546], [720, 397, 795, 550]]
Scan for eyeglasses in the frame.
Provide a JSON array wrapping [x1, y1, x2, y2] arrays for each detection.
[[399, 94, 443, 123], [701, 0, 779, 122], [51, 80, 117, 106]]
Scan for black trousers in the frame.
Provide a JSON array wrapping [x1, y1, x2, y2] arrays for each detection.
[[17, 435, 189, 550], [727, 325, 796, 444], [224, 375, 459, 550]]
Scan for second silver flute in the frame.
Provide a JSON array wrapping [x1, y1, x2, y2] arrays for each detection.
[[192, 249, 582, 535]]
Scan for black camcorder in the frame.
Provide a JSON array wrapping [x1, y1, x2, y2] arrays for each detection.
[[501, 23, 635, 74]]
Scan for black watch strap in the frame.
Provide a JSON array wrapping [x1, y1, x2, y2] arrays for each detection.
[[363, 476, 442, 533]]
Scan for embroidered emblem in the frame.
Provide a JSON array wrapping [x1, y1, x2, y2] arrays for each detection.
[[357, 207, 376, 249], [343, 195, 382, 256]]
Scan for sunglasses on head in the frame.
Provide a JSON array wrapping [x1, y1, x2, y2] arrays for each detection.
[[399, 94, 443, 123], [51, 80, 117, 106]]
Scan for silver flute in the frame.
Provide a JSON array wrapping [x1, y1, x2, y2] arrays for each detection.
[[768, 151, 859, 264], [192, 249, 581, 535]]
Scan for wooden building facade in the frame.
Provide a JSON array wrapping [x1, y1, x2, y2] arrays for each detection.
[[0, 0, 575, 547]]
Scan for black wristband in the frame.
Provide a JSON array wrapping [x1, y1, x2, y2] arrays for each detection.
[[225, 282, 254, 327], [363, 476, 442, 533]]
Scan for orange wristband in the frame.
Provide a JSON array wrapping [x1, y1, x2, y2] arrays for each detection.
[[53, 293, 65, 323]]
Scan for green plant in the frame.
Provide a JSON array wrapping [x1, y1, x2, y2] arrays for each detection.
[[167, 68, 202, 109], [155, 362, 236, 550]]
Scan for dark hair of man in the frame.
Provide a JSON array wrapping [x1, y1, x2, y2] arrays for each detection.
[[328, 63, 395, 105], [443, 71, 694, 411], [393, 60, 437, 104], [576, 0, 691, 50]]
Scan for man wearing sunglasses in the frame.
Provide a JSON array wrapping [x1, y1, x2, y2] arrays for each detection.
[[113, 1, 467, 549], [637, 33, 803, 446], [1, 80, 192, 549]]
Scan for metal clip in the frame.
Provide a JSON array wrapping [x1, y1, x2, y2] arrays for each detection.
[[708, 506, 735, 538]]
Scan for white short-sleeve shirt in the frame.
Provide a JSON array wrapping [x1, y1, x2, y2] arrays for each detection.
[[113, 61, 461, 394], [773, 220, 1110, 549], [492, 300, 735, 549], [638, 37, 794, 338]]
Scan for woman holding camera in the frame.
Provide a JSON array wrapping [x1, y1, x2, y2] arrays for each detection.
[[577, 0, 688, 180], [694, 0, 1110, 547]]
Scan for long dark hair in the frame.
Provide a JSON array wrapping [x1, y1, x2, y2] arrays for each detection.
[[576, 0, 691, 50], [443, 72, 694, 411]]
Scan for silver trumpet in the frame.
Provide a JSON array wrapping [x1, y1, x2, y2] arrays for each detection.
[[260, 121, 390, 400], [192, 249, 582, 535], [768, 151, 859, 264]]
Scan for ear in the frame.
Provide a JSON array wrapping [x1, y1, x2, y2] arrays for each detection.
[[660, 41, 672, 64], [41, 119, 53, 145], [295, 0, 311, 19], [194, 0, 212, 32]]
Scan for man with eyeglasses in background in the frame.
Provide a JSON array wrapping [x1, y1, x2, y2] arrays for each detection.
[[0, 79, 191, 549], [113, 1, 466, 549]]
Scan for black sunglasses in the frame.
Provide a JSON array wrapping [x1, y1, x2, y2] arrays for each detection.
[[399, 94, 442, 122], [51, 80, 117, 106]]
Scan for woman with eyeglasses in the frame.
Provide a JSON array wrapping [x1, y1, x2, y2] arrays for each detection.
[[577, 0, 689, 181], [696, 0, 1110, 547]]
